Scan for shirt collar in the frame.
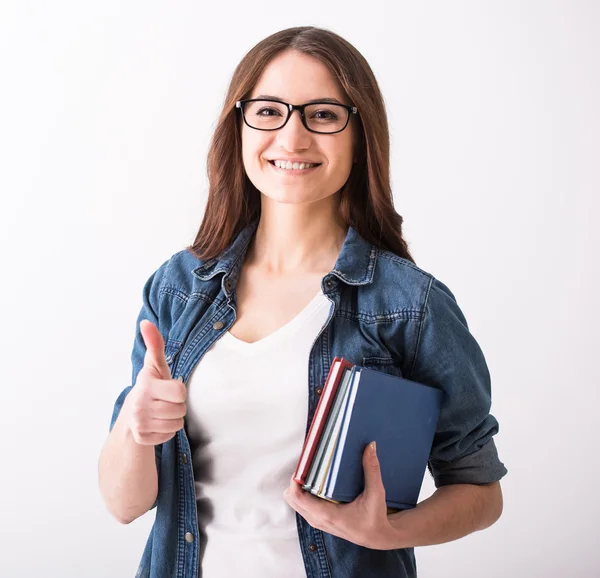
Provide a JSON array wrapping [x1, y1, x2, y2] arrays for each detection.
[[191, 218, 377, 289]]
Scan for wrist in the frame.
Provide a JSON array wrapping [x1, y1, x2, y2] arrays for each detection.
[[114, 399, 137, 443], [387, 510, 412, 549]]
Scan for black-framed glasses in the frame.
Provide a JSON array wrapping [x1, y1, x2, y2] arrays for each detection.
[[235, 98, 358, 134]]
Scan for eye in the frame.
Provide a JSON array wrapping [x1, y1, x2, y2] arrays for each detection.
[[255, 106, 283, 117], [311, 109, 339, 121]]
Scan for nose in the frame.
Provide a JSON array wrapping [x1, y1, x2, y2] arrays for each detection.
[[276, 108, 312, 151]]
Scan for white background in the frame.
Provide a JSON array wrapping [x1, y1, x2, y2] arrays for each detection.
[[1, 1, 598, 577]]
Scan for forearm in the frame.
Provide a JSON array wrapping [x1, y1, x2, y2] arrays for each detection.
[[98, 404, 158, 524], [388, 482, 503, 548]]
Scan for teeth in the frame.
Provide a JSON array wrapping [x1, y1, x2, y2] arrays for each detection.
[[273, 160, 317, 170]]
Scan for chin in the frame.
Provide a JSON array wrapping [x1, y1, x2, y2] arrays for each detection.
[[260, 189, 322, 205]]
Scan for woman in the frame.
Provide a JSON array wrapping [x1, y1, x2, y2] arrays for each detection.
[[99, 26, 507, 578]]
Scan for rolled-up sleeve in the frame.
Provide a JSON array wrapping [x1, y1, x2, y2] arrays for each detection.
[[408, 276, 507, 487]]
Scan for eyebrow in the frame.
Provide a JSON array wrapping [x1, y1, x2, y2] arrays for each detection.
[[252, 94, 344, 105]]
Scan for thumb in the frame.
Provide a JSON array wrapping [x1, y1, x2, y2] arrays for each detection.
[[361, 441, 385, 501], [140, 319, 171, 379]]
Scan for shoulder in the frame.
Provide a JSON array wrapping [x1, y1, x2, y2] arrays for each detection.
[[148, 248, 213, 299], [376, 249, 433, 283], [374, 249, 460, 312]]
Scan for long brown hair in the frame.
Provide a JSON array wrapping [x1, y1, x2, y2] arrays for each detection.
[[187, 26, 415, 264]]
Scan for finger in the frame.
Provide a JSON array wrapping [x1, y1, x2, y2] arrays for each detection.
[[284, 491, 319, 528], [141, 417, 185, 434], [151, 379, 187, 404], [140, 320, 171, 379], [287, 478, 305, 498], [361, 441, 386, 502], [131, 431, 177, 446], [287, 485, 339, 522], [150, 400, 187, 420]]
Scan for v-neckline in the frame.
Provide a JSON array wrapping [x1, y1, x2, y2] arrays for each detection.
[[221, 289, 327, 351]]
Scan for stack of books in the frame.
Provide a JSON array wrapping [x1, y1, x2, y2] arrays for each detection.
[[293, 357, 443, 510]]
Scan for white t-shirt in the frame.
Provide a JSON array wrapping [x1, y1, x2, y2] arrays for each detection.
[[185, 288, 332, 577]]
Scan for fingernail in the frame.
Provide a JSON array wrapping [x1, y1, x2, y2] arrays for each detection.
[[370, 441, 377, 456]]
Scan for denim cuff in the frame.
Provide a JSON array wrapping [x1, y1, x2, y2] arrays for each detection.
[[429, 438, 508, 487]]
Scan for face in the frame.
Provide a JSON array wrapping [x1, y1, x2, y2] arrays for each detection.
[[240, 50, 356, 205]]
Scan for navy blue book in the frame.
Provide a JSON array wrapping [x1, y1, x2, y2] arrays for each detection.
[[311, 365, 443, 510]]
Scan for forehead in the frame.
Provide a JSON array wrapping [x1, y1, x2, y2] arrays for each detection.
[[250, 50, 347, 104]]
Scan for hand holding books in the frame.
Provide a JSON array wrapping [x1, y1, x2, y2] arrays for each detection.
[[283, 436, 405, 550]]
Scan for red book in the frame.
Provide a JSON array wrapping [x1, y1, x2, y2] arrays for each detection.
[[293, 357, 354, 484]]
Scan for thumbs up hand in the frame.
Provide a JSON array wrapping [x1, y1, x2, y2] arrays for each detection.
[[122, 320, 187, 446]]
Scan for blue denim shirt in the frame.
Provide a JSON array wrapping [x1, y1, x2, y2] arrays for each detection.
[[109, 219, 507, 578]]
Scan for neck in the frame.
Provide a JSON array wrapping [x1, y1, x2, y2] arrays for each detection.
[[247, 194, 348, 276]]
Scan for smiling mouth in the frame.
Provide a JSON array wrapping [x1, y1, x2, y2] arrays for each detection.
[[268, 160, 322, 173]]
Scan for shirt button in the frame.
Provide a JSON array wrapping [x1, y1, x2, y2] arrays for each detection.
[[185, 532, 194, 543], [316, 387, 323, 395], [182, 453, 188, 464], [213, 321, 224, 330], [308, 543, 318, 552], [225, 280, 232, 291]]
